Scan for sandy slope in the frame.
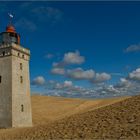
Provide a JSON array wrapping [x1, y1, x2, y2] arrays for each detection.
[[0, 95, 139, 140], [32, 95, 129, 125]]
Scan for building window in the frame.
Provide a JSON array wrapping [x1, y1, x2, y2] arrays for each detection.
[[18, 53, 20, 57], [0, 76, 1, 83], [20, 76, 23, 83], [20, 63, 22, 70], [21, 104, 24, 112], [22, 54, 24, 58], [2, 51, 5, 56]]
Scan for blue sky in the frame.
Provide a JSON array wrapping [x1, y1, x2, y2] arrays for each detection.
[[0, 1, 140, 98]]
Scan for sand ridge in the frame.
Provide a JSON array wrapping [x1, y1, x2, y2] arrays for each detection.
[[31, 95, 129, 125]]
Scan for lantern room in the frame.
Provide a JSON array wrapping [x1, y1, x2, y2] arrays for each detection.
[[0, 25, 20, 45]]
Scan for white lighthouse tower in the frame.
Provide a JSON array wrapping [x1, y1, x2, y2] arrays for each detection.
[[0, 15, 32, 128]]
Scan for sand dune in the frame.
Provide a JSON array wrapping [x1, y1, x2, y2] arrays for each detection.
[[32, 95, 129, 125], [0, 95, 140, 139]]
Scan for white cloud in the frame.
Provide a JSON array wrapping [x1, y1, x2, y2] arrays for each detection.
[[46, 82, 125, 98], [63, 51, 85, 65], [32, 76, 140, 98], [52, 62, 65, 68], [55, 80, 73, 89], [111, 69, 140, 96], [125, 44, 140, 53], [31, 76, 46, 86], [114, 78, 132, 88], [51, 67, 65, 75], [103, 85, 121, 94], [55, 83, 62, 89], [64, 80, 73, 87], [51, 51, 111, 84], [91, 72, 111, 83], [32, 68, 140, 98], [67, 68, 95, 80], [128, 68, 140, 81], [52, 51, 85, 68]]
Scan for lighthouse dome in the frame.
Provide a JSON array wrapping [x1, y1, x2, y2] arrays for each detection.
[[6, 25, 16, 33]]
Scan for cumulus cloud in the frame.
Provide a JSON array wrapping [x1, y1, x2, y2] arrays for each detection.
[[55, 80, 73, 89], [51, 67, 65, 75], [51, 51, 112, 85], [113, 80, 139, 96], [52, 62, 65, 68], [32, 76, 140, 98], [105, 85, 120, 93], [91, 72, 111, 83], [125, 44, 140, 53], [51, 51, 110, 84], [66, 68, 95, 80], [31, 76, 46, 86], [64, 80, 73, 87], [53, 51, 85, 68], [45, 80, 139, 98], [51, 51, 86, 77], [128, 68, 140, 81], [110, 68, 140, 96], [49, 81, 93, 97], [114, 78, 131, 88], [55, 83, 62, 89], [63, 51, 85, 65], [32, 68, 140, 98]]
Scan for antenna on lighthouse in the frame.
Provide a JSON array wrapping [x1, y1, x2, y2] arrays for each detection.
[[8, 13, 14, 25]]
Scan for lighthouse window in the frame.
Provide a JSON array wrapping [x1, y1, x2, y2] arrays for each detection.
[[2, 51, 5, 56], [0, 76, 1, 83], [20, 76, 23, 83], [20, 63, 22, 70], [21, 104, 24, 112]]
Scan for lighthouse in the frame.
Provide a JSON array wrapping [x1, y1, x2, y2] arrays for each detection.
[[0, 15, 32, 128]]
